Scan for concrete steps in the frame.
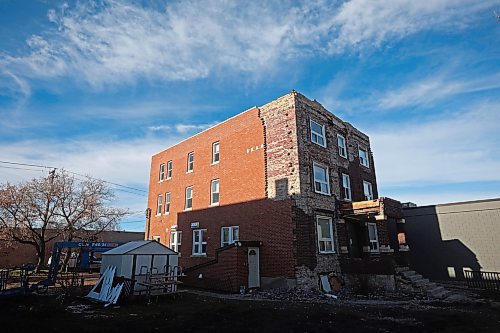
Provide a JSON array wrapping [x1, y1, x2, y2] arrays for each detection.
[[396, 267, 455, 300]]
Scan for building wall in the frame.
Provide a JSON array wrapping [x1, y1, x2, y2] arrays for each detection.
[[148, 106, 267, 243], [403, 198, 500, 280]]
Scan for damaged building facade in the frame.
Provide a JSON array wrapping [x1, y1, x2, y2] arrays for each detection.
[[146, 91, 407, 292]]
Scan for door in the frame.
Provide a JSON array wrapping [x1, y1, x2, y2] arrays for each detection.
[[247, 247, 260, 288]]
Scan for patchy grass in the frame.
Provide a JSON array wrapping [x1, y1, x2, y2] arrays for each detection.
[[1, 292, 499, 332]]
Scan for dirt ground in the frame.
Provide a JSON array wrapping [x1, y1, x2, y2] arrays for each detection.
[[1, 288, 499, 333]]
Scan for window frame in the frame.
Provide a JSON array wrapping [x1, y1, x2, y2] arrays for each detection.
[[192, 229, 207, 256], [185, 186, 193, 210], [166, 160, 173, 179], [164, 192, 171, 214], [337, 134, 347, 158], [187, 152, 194, 173], [156, 194, 163, 216], [358, 145, 370, 168], [316, 216, 335, 254], [367, 222, 380, 253], [220, 226, 239, 247], [310, 119, 327, 148], [363, 181, 373, 200], [212, 141, 220, 164], [170, 231, 182, 254], [152, 235, 161, 242], [342, 173, 352, 201], [210, 179, 220, 206], [313, 162, 331, 195], [159, 163, 165, 181]]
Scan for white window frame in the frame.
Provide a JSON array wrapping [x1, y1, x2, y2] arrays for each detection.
[[368, 223, 380, 253], [316, 216, 335, 254], [192, 229, 207, 256], [313, 162, 331, 195], [170, 231, 182, 254], [212, 141, 220, 164], [156, 194, 163, 216], [185, 186, 193, 210], [221, 226, 239, 247], [164, 192, 171, 214], [363, 181, 373, 200], [187, 152, 194, 173], [210, 179, 220, 206], [159, 163, 165, 181], [310, 119, 326, 147], [342, 173, 352, 201], [152, 235, 161, 242], [358, 146, 370, 168], [337, 134, 347, 158], [166, 160, 173, 179]]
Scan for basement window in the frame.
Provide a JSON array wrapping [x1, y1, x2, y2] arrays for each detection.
[[313, 162, 330, 195], [310, 120, 326, 147], [358, 146, 370, 168], [337, 134, 347, 158], [368, 223, 379, 253], [363, 181, 373, 200], [342, 173, 352, 201], [170, 231, 182, 254], [221, 226, 239, 247], [316, 216, 335, 253], [192, 229, 207, 256]]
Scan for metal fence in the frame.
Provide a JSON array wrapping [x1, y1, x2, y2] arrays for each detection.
[[464, 270, 500, 290]]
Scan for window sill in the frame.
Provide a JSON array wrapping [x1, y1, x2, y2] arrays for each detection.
[[211, 161, 220, 166], [186, 170, 193, 174], [210, 202, 220, 207], [166, 177, 172, 180], [319, 251, 336, 254], [339, 154, 348, 159], [190, 254, 207, 257], [155, 214, 161, 217], [314, 190, 332, 196], [311, 140, 327, 148], [184, 208, 192, 211]]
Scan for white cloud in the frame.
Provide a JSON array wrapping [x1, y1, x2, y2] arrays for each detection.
[[371, 101, 500, 186], [175, 122, 218, 135], [377, 73, 500, 110], [0, 0, 494, 88]]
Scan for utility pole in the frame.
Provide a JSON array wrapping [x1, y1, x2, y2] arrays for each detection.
[[145, 208, 151, 240]]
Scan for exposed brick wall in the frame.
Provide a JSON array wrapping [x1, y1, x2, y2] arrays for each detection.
[[148, 107, 267, 243], [176, 199, 295, 279]]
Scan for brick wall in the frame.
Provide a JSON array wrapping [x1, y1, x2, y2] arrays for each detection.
[[148, 107, 267, 243]]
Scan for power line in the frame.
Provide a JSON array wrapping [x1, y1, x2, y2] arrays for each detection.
[[0, 165, 46, 172], [0, 160, 147, 193]]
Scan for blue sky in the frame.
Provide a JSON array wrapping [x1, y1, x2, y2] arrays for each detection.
[[1, 0, 499, 231]]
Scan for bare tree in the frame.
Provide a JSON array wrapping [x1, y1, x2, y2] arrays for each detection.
[[0, 170, 128, 271]]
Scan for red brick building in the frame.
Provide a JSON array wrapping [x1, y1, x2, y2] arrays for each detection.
[[146, 91, 406, 292]]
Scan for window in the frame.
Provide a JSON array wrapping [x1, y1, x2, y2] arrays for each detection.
[[164, 192, 171, 214], [368, 223, 379, 252], [337, 134, 347, 158], [185, 186, 193, 210], [192, 229, 207, 256], [152, 235, 160, 242], [212, 142, 220, 164], [359, 146, 370, 168], [156, 194, 163, 215], [342, 174, 352, 201], [210, 179, 220, 205], [363, 181, 373, 200], [159, 163, 165, 181], [187, 152, 194, 172], [310, 120, 326, 147], [316, 216, 335, 253], [170, 231, 182, 253], [221, 226, 239, 247], [313, 162, 330, 195], [166, 160, 173, 179]]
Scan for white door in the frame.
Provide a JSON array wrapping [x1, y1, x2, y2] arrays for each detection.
[[247, 247, 260, 288]]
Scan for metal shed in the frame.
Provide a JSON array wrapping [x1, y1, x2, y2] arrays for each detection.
[[101, 240, 179, 292]]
